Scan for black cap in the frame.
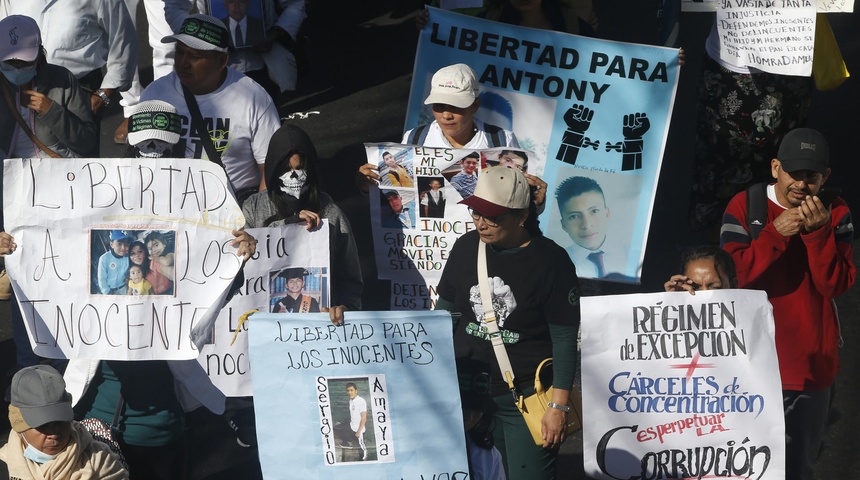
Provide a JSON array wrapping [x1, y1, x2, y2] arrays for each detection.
[[777, 128, 829, 175]]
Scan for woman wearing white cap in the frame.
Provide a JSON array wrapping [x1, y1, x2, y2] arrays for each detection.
[[435, 166, 579, 479], [0, 15, 98, 160], [0, 365, 128, 479], [358, 63, 548, 204]]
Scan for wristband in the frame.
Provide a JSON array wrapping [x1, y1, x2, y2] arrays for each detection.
[[547, 401, 570, 412], [94, 89, 111, 106]]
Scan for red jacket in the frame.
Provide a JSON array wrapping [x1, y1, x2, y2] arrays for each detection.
[[721, 186, 855, 390]]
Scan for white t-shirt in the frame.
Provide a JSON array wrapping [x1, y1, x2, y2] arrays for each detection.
[[141, 68, 281, 191], [401, 118, 519, 149], [349, 395, 367, 433]]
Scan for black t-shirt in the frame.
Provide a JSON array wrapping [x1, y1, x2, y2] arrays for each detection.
[[437, 231, 581, 395]]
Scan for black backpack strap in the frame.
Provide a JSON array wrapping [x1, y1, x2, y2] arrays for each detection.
[[406, 124, 429, 146], [746, 182, 768, 240], [483, 123, 507, 147]]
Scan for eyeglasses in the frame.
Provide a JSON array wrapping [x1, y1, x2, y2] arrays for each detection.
[[468, 208, 508, 228]]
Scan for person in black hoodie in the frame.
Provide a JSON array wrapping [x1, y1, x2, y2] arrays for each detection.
[[241, 124, 362, 325]]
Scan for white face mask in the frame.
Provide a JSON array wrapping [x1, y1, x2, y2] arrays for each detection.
[[135, 139, 174, 158], [279, 169, 308, 199], [21, 434, 59, 464]]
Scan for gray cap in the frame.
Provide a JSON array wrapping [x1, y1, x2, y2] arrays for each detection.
[[10, 365, 74, 431]]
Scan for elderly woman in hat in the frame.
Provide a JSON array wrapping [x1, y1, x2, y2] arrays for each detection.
[[0, 15, 97, 159], [0, 365, 128, 479], [435, 166, 579, 480]]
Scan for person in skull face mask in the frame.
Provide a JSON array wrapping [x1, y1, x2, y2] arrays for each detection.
[[242, 124, 363, 325]]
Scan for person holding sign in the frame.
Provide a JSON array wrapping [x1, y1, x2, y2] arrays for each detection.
[[436, 166, 580, 479], [664, 245, 737, 294], [721, 128, 855, 480], [357, 64, 548, 206], [243, 124, 363, 324]]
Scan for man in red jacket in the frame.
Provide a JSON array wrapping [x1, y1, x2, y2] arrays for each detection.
[[720, 128, 855, 480]]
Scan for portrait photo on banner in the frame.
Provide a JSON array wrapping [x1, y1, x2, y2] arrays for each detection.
[[322, 376, 382, 464], [269, 266, 328, 313], [440, 150, 481, 201], [378, 149, 416, 189], [417, 176, 447, 219], [545, 167, 643, 282], [207, 0, 267, 49], [379, 189, 417, 230], [89, 228, 176, 296]]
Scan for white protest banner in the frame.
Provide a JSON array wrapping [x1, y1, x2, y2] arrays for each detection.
[[717, 0, 817, 75], [3, 157, 245, 360], [408, 8, 680, 284], [367, 144, 534, 310], [581, 289, 785, 479], [199, 223, 331, 396], [682, 0, 853, 12], [248, 311, 469, 478]]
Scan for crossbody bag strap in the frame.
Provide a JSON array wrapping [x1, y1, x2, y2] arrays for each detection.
[[478, 241, 517, 394], [180, 83, 227, 170], [1, 79, 62, 158]]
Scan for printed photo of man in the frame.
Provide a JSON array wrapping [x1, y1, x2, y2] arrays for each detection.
[[272, 267, 320, 313], [554, 175, 636, 281], [221, 0, 265, 48], [449, 152, 480, 199], [381, 190, 416, 229]]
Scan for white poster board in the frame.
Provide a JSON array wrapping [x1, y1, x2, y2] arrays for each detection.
[[3, 157, 245, 359], [581, 289, 785, 479]]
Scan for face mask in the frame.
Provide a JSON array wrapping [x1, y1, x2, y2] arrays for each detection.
[[1, 64, 37, 86], [279, 169, 308, 199], [134, 139, 174, 158], [21, 435, 59, 464]]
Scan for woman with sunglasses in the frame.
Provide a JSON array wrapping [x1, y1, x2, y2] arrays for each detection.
[[435, 166, 580, 480]]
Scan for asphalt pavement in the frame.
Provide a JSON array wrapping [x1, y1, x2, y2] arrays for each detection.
[[2, 1, 859, 478]]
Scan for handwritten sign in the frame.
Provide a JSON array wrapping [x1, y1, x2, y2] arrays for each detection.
[[683, 0, 853, 12], [199, 223, 331, 396], [581, 289, 785, 479], [717, 0, 817, 76], [248, 311, 469, 479], [2, 157, 245, 359]]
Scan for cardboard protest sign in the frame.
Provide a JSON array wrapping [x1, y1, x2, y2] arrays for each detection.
[[717, 0, 817, 76], [408, 8, 680, 284], [366, 144, 540, 310], [2, 157, 245, 360], [248, 310, 469, 478], [581, 289, 785, 479], [199, 223, 331, 396]]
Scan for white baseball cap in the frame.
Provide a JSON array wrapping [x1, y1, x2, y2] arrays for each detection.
[[0, 15, 41, 63], [423, 64, 480, 109], [162, 14, 229, 53], [127, 100, 182, 146]]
